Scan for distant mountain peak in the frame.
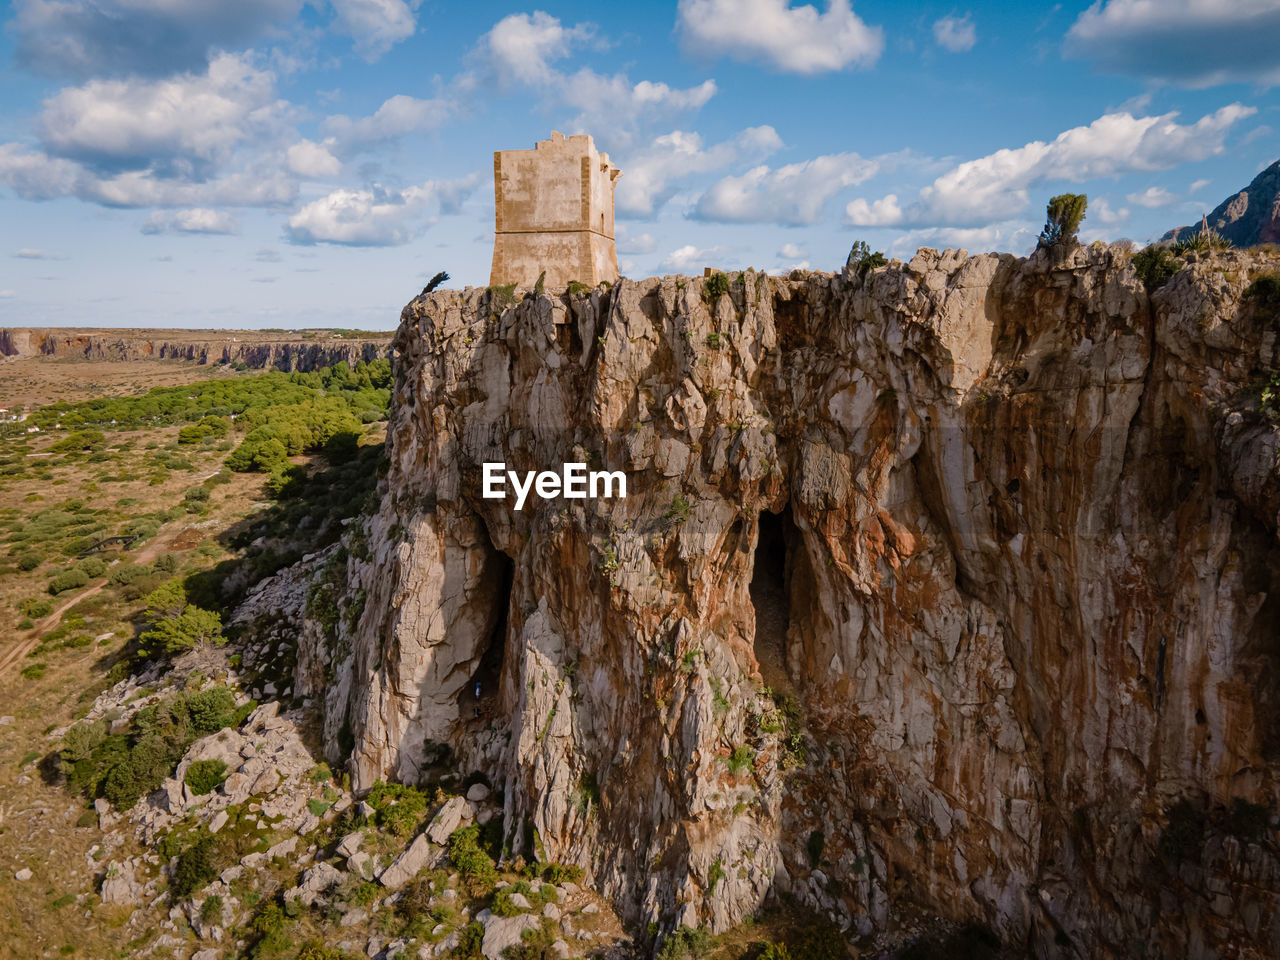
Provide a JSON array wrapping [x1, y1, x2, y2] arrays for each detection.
[[1162, 159, 1280, 246]]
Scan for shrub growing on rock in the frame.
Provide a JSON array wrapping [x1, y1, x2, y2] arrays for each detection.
[[448, 824, 497, 895], [171, 834, 216, 898], [184, 759, 228, 795], [1038, 193, 1087, 248], [1132, 245, 1180, 291]]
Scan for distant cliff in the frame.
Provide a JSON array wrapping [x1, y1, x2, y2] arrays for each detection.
[[0, 327, 392, 372], [1163, 158, 1280, 246]]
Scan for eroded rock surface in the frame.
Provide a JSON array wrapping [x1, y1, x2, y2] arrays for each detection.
[[268, 245, 1280, 958]]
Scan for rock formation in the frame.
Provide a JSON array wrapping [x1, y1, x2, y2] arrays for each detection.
[[252, 244, 1280, 958], [1163, 158, 1280, 247], [0, 327, 391, 371]]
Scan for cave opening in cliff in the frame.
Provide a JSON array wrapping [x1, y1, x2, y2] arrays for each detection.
[[750, 508, 794, 691], [463, 552, 514, 724]]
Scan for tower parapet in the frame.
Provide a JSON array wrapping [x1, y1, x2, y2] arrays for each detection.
[[490, 131, 622, 289]]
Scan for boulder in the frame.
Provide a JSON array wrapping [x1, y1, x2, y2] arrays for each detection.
[[479, 912, 543, 960], [378, 833, 439, 889], [425, 797, 474, 845], [286, 861, 343, 906]]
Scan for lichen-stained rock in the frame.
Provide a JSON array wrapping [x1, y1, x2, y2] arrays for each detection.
[[266, 247, 1280, 959]]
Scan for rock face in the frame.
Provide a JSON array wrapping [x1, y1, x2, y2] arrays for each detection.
[[0, 327, 391, 371], [265, 245, 1280, 958], [1162, 158, 1280, 247]]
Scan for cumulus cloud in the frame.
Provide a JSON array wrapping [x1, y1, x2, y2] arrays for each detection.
[[12, 248, 66, 259], [37, 53, 292, 174], [287, 140, 342, 178], [331, 0, 419, 60], [933, 14, 976, 52], [10, 0, 302, 79], [617, 126, 783, 217], [694, 151, 877, 225], [285, 175, 479, 246], [845, 104, 1255, 228], [1065, 0, 1280, 87], [141, 208, 240, 235], [483, 11, 595, 86], [843, 193, 903, 226], [890, 223, 1028, 257], [617, 229, 658, 254], [474, 11, 715, 148], [778, 242, 807, 259], [660, 244, 729, 273], [676, 0, 883, 73], [1092, 197, 1129, 224], [1126, 185, 1177, 208], [0, 142, 297, 207], [322, 95, 451, 149]]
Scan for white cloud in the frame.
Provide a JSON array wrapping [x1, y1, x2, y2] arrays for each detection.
[[255, 247, 283, 262], [483, 11, 595, 86], [933, 14, 976, 52], [1065, 0, 1280, 87], [778, 242, 807, 259], [141, 208, 240, 235], [1126, 185, 1177, 208], [843, 193, 904, 226], [617, 229, 658, 254], [0, 143, 297, 207], [660, 244, 729, 273], [285, 176, 478, 246], [1092, 197, 1129, 224], [38, 53, 290, 173], [287, 139, 342, 178], [474, 12, 715, 149], [10, 0, 302, 79], [322, 95, 451, 148], [676, 0, 883, 74], [616, 126, 783, 217], [330, 0, 419, 60], [694, 151, 877, 225], [845, 104, 1255, 228], [1190, 178, 1211, 192], [12, 248, 67, 260]]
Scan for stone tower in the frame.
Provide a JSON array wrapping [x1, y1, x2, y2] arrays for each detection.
[[490, 131, 622, 289]]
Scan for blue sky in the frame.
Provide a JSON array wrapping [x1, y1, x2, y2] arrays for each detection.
[[0, 0, 1277, 329]]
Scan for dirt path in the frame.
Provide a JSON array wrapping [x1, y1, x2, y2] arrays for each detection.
[[0, 527, 179, 679]]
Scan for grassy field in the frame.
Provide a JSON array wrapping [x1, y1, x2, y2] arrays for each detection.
[[0, 357, 389, 959]]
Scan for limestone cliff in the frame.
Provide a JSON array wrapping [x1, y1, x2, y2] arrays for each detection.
[[1163, 158, 1280, 247], [252, 244, 1280, 957], [0, 327, 391, 371]]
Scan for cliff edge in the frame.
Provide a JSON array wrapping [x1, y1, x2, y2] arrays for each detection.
[[240, 243, 1280, 958]]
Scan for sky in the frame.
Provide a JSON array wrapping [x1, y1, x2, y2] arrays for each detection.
[[0, 0, 1278, 330]]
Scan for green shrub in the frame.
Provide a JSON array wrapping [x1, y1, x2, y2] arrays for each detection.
[[184, 759, 228, 795], [187, 687, 236, 732], [171, 835, 216, 898], [703, 273, 729, 301], [1132, 245, 1180, 291], [76, 556, 107, 578], [759, 943, 791, 960], [488, 282, 518, 312], [20, 597, 53, 618], [454, 921, 484, 960], [847, 240, 887, 278], [448, 824, 497, 895], [1038, 193, 1087, 247], [48, 569, 89, 594], [16, 553, 42, 571], [726, 745, 754, 775], [657, 927, 713, 960], [20, 662, 46, 680], [200, 893, 223, 923]]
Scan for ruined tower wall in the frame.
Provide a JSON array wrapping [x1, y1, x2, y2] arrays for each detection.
[[490, 132, 620, 290]]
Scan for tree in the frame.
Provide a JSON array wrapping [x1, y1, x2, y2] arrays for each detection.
[[1039, 193, 1087, 248], [139, 579, 223, 656]]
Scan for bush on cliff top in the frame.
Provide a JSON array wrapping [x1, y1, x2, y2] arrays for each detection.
[[1038, 193, 1087, 248], [1132, 245, 1180, 292]]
